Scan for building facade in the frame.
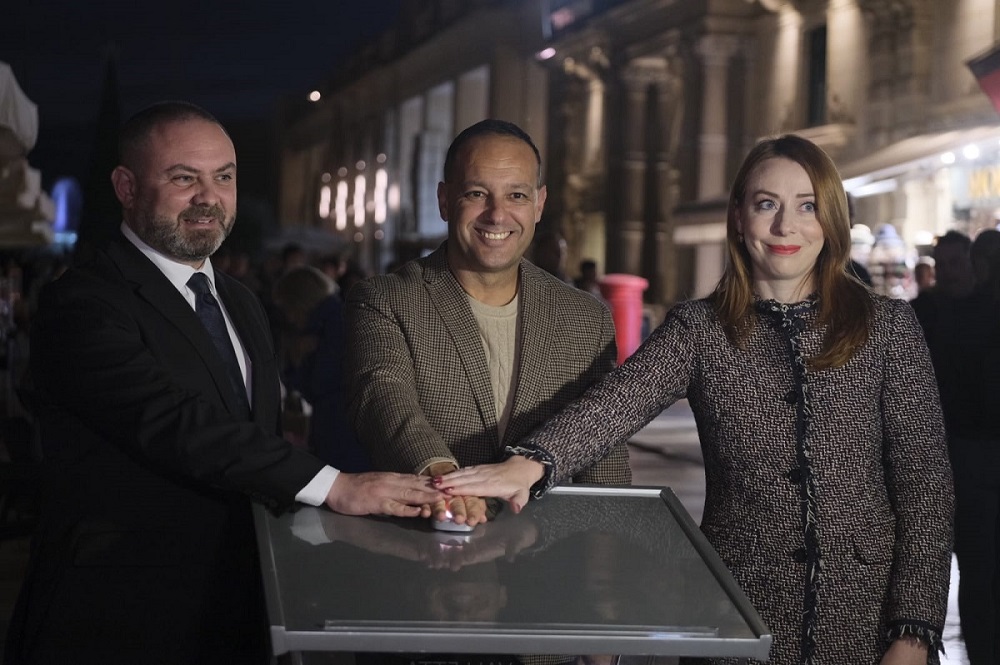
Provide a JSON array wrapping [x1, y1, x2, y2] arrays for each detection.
[[279, 0, 1000, 304]]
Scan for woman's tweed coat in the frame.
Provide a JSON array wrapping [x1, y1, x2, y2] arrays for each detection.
[[512, 295, 954, 665]]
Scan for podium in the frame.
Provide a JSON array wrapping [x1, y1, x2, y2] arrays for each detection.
[[254, 486, 771, 663]]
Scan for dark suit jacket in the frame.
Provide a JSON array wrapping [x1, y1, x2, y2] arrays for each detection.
[[346, 244, 631, 485], [5, 234, 326, 664]]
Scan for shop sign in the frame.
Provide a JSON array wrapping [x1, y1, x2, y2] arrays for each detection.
[[952, 163, 1000, 208]]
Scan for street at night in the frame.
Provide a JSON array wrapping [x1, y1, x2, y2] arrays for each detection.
[[1, 1, 995, 663]]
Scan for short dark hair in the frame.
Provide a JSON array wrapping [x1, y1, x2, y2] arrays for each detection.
[[272, 265, 334, 322], [935, 230, 972, 252], [281, 243, 304, 262], [443, 119, 542, 186], [118, 101, 226, 170], [971, 228, 1000, 288]]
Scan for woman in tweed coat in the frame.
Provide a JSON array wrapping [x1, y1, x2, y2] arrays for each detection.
[[440, 135, 954, 665]]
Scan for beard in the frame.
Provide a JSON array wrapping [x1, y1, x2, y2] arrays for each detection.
[[133, 204, 235, 263]]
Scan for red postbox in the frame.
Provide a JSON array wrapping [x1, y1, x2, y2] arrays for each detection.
[[598, 273, 649, 365]]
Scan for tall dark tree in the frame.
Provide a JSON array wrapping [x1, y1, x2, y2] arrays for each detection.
[[75, 44, 121, 260]]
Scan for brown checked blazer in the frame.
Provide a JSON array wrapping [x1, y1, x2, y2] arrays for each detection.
[[345, 243, 631, 486]]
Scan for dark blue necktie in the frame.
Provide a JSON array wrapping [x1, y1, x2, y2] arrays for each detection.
[[187, 273, 250, 417]]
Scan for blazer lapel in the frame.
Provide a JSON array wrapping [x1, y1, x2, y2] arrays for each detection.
[[504, 261, 554, 444], [106, 237, 250, 418], [422, 248, 499, 438]]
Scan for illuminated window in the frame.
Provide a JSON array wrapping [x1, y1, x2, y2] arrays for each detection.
[[318, 185, 331, 218], [374, 168, 388, 224], [335, 181, 348, 230], [354, 175, 366, 227]]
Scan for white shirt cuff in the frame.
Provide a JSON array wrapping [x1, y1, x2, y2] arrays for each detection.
[[295, 465, 340, 506]]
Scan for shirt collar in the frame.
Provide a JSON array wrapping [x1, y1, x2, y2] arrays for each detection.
[[120, 222, 218, 295]]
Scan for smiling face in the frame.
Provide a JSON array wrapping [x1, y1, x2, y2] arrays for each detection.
[[438, 134, 546, 303], [112, 118, 237, 268], [736, 157, 825, 302]]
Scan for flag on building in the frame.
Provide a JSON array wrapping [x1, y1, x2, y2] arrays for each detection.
[[968, 42, 1000, 116]]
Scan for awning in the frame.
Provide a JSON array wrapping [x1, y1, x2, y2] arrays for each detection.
[[839, 124, 1000, 182], [0, 61, 38, 156]]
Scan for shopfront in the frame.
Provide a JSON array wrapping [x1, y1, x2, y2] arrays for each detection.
[[841, 124, 1000, 298]]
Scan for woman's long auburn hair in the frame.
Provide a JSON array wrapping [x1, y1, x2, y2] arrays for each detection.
[[710, 134, 873, 370]]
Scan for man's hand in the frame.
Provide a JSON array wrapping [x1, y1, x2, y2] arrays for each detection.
[[324, 472, 444, 517], [430, 495, 489, 527], [434, 456, 545, 513]]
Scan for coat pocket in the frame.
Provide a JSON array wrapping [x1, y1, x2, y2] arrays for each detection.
[[851, 516, 895, 566]]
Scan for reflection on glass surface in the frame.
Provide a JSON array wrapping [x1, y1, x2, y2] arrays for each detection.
[[276, 491, 751, 639]]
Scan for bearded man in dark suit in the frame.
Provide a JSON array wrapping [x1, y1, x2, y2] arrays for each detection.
[[4, 101, 441, 665]]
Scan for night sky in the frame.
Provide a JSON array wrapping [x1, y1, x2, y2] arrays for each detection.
[[1, 0, 403, 201]]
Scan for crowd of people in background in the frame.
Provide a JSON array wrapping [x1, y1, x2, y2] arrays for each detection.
[[909, 227, 1000, 665]]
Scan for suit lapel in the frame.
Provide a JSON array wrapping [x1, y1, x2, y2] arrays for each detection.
[[106, 237, 250, 419], [504, 261, 553, 444], [422, 248, 499, 438]]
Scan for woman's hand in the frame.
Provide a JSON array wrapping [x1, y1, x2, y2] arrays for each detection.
[[879, 636, 928, 665], [434, 456, 546, 513]]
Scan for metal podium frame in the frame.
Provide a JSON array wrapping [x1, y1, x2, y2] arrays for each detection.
[[254, 485, 771, 661]]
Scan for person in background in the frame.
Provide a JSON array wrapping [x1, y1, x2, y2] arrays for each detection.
[[913, 259, 935, 294], [932, 228, 1000, 664], [969, 229, 1000, 297], [226, 249, 262, 295], [273, 265, 371, 472], [845, 193, 874, 286], [931, 230, 976, 299], [336, 261, 369, 300], [4, 101, 441, 665], [317, 253, 345, 295], [531, 227, 569, 281], [281, 242, 307, 272], [574, 259, 603, 298], [441, 135, 953, 665], [911, 230, 974, 349]]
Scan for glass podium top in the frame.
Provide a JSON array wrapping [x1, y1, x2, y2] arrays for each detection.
[[254, 485, 771, 659]]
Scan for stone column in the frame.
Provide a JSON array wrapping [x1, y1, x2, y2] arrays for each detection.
[[859, 0, 930, 142], [614, 57, 669, 278], [694, 34, 740, 199]]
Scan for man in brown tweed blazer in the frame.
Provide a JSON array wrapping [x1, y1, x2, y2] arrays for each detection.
[[346, 119, 631, 526]]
